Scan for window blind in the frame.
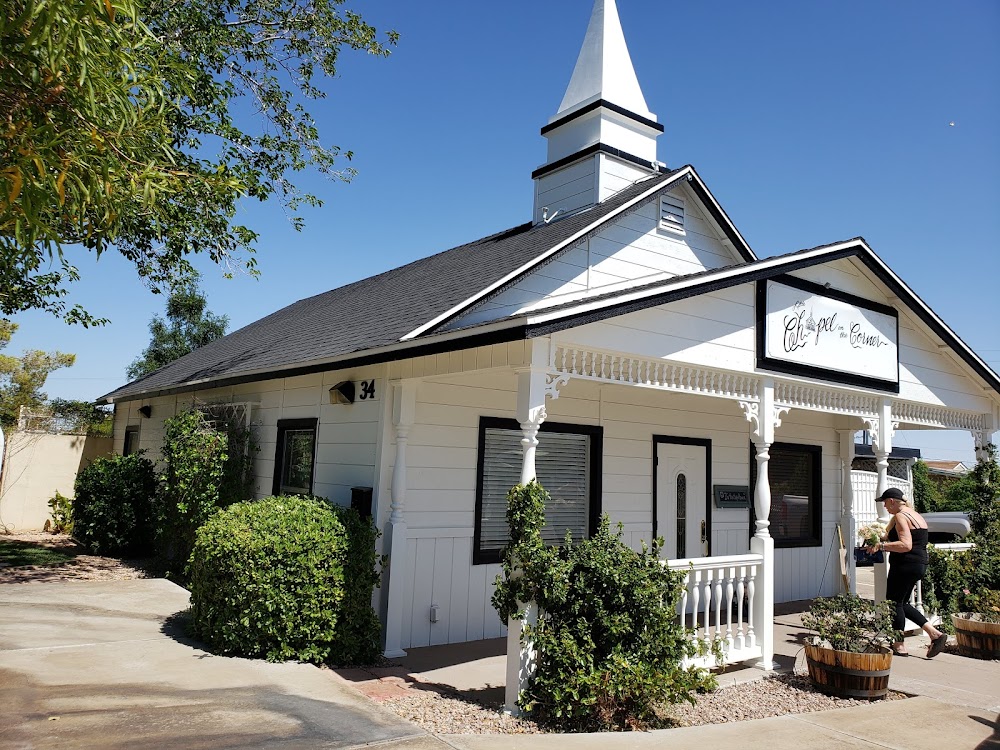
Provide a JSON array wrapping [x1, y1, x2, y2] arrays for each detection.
[[479, 428, 590, 552]]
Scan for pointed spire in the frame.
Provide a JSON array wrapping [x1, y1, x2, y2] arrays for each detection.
[[556, 0, 654, 121], [531, 0, 663, 224]]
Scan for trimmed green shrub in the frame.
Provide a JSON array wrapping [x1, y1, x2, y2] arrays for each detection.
[[73, 453, 156, 555], [188, 496, 382, 665], [155, 409, 228, 566], [328, 505, 384, 665], [493, 481, 716, 731]]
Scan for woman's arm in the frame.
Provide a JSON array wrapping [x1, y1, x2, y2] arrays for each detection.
[[884, 517, 913, 553]]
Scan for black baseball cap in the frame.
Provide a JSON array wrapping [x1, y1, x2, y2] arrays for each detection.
[[878, 487, 905, 501]]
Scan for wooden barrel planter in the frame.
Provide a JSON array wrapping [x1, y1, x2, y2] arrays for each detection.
[[804, 643, 892, 699], [952, 614, 1000, 659]]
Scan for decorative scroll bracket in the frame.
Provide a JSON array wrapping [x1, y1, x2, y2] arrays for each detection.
[[544, 371, 571, 401]]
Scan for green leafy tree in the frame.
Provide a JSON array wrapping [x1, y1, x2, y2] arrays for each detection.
[[127, 275, 229, 380], [911, 460, 941, 513], [0, 320, 75, 430], [155, 409, 228, 568], [939, 473, 977, 514], [47, 397, 113, 436], [1, 0, 241, 326], [2, 0, 397, 325]]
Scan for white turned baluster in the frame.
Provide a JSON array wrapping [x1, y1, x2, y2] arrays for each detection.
[[691, 571, 701, 634], [713, 570, 723, 641], [746, 566, 757, 648], [725, 568, 735, 649], [702, 570, 713, 640], [736, 568, 746, 650], [679, 573, 689, 630]]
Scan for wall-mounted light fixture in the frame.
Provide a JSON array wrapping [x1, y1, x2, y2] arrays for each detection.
[[138, 405, 152, 418], [329, 381, 355, 405]]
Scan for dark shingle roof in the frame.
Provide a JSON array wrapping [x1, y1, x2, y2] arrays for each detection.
[[103, 169, 683, 402]]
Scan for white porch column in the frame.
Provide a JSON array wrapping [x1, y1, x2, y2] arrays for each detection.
[[383, 380, 416, 659], [505, 339, 563, 715], [868, 398, 894, 603], [973, 414, 995, 463], [742, 378, 778, 671], [839, 429, 857, 595]]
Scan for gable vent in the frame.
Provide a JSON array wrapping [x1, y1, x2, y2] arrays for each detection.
[[660, 194, 685, 234]]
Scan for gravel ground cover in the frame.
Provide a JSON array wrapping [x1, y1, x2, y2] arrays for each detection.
[[0, 532, 154, 584], [379, 673, 908, 735]]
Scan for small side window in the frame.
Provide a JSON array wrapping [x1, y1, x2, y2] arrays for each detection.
[[123, 426, 140, 456], [273, 418, 318, 496]]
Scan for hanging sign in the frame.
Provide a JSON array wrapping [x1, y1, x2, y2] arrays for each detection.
[[757, 276, 899, 391]]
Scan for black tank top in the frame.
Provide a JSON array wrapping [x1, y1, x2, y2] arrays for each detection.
[[888, 521, 929, 565]]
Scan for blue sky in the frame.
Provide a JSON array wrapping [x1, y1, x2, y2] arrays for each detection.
[[10, 0, 1000, 459]]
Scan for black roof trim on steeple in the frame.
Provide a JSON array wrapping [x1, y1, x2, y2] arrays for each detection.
[[531, 142, 659, 180], [540, 98, 665, 136]]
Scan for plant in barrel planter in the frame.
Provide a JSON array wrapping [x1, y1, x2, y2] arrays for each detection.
[[952, 589, 1000, 660], [801, 595, 901, 699]]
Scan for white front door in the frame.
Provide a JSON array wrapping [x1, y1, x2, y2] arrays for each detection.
[[656, 440, 709, 560]]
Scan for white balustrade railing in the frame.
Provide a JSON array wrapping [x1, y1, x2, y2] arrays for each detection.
[[666, 553, 764, 668]]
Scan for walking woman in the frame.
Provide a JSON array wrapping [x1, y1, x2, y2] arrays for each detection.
[[866, 487, 949, 657]]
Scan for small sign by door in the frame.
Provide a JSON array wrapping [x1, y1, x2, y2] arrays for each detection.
[[714, 485, 750, 508]]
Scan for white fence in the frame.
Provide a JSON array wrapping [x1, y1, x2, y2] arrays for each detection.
[[851, 471, 911, 529], [667, 553, 765, 668]]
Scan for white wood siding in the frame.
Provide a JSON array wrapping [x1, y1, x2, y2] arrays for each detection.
[[553, 285, 757, 373], [597, 154, 654, 202], [382, 364, 843, 648], [111, 365, 387, 507], [533, 159, 596, 224], [450, 184, 743, 330]]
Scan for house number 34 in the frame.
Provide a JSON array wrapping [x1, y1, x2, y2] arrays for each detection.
[[359, 380, 376, 400]]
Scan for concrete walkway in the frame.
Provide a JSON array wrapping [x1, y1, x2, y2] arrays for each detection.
[[2, 577, 997, 749], [0, 579, 449, 749]]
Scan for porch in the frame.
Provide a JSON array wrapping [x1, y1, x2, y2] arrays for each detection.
[[342, 570, 1000, 718]]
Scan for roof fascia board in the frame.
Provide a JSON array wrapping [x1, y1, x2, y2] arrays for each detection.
[[686, 169, 757, 262], [399, 168, 694, 343], [525, 242, 859, 329], [104, 317, 528, 404], [849, 251, 1000, 397]]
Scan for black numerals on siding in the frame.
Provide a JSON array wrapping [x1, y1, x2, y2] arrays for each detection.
[[359, 380, 376, 400]]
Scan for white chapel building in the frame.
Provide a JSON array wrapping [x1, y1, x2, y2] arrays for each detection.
[[103, 0, 1000, 669]]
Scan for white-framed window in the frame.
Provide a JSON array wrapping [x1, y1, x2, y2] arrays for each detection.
[[273, 418, 317, 496], [473, 417, 603, 564], [659, 193, 685, 235]]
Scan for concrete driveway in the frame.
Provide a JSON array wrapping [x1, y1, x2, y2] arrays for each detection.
[[0, 578, 447, 749]]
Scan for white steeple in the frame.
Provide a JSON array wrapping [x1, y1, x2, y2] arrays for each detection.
[[557, 0, 654, 122], [532, 0, 663, 224]]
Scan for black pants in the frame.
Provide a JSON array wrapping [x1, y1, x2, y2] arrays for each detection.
[[886, 558, 928, 632]]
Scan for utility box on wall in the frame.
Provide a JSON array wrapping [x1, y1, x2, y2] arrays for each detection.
[[350, 486, 373, 520]]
